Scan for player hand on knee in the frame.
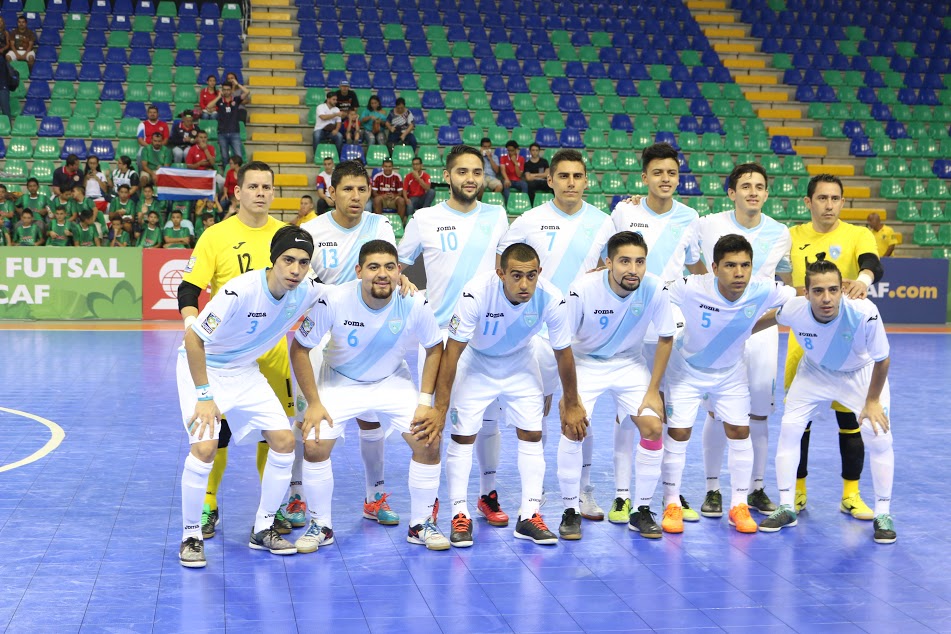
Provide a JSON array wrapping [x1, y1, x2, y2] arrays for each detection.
[[638, 390, 665, 423], [410, 406, 444, 447], [559, 399, 589, 440], [189, 400, 221, 441], [300, 402, 333, 443], [398, 274, 418, 296], [859, 399, 889, 435]]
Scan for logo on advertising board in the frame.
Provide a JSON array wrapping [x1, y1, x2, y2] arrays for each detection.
[[143, 249, 210, 320]]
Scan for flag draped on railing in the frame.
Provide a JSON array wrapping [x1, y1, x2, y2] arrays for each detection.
[[155, 168, 216, 201]]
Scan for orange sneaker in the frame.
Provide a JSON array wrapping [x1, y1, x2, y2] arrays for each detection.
[[728, 503, 758, 533], [661, 503, 684, 534]]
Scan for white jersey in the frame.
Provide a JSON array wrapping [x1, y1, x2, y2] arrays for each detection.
[[295, 280, 442, 382], [611, 199, 701, 280], [667, 274, 796, 370], [448, 270, 571, 356], [695, 210, 792, 279], [776, 296, 889, 372], [398, 201, 509, 328], [301, 212, 395, 285], [183, 270, 324, 368], [567, 270, 675, 360], [497, 200, 615, 294]]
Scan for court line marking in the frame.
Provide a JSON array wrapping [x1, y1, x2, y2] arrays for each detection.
[[0, 407, 66, 473]]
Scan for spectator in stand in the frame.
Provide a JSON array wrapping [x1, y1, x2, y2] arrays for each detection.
[[204, 81, 248, 170], [219, 155, 241, 214], [12, 208, 43, 246], [46, 207, 70, 246], [315, 156, 335, 215], [52, 154, 83, 197], [198, 74, 219, 120], [332, 79, 359, 114], [312, 92, 343, 154], [71, 184, 106, 238], [0, 18, 9, 62], [84, 155, 111, 213], [342, 110, 363, 147], [137, 105, 170, 149], [224, 72, 248, 105], [17, 178, 51, 233], [479, 137, 504, 195], [52, 187, 73, 221], [403, 157, 435, 215], [360, 95, 387, 146], [108, 184, 137, 218], [0, 53, 14, 117], [499, 140, 528, 202], [72, 208, 101, 247], [170, 111, 202, 164], [371, 158, 406, 221], [292, 195, 317, 226], [186, 130, 224, 188], [523, 143, 552, 204], [163, 209, 192, 248], [6, 15, 36, 70], [139, 132, 172, 187], [195, 212, 216, 239], [109, 215, 134, 247], [0, 183, 16, 232], [111, 155, 140, 200], [137, 183, 167, 225], [867, 212, 898, 258], [137, 209, 164, 248], [385, 98, 417, 154]]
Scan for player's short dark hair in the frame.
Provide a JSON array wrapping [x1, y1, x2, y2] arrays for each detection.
[[806, 173, 844, 198], [712, 234, 754, 266], [20, 208, 33, 217], [607, 231, 648, 260], [236, 160, 274, 186], [445, 144, 483, 171], [358, 239, 399, 266], [0, 184, 6, 191], [26, 177, 38, 186], [79, 208, 94, 221], [331, 159, 370, 188], [727, 163, 769, 192], [641, 143, 679, 172], [805, 253, 843, 290], [549, 149, 587, 175], [143, 183, 154, 190], [229, 155, 243, 166], [412, 156, 422, 164], [500, 242, 540, 270], [530, 143, 541, 151], [148, 104, 158, 112]]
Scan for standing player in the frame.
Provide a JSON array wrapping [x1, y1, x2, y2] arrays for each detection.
[[609, 142, 705, 523], [560, 232, 674, 539], [694, 164, 792, 518], [757, 257, 895, 543], [661, 235, 796, 534], [786, 174, 883, 517], [177, 226, 323, 568], [437, 243, 586, 547], [292, 240, 451, 552], [177, 161, 300, 539], [398, 145, 511, 525], [497, 148, 615, 521]]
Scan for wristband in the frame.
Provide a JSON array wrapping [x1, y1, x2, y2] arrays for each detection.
[[184, 315, 197, 330], [857, 272, 874, 288], [418, 393, 434, 407], [196, 384, 213, 401]]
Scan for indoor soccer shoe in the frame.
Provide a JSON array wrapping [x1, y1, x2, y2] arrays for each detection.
[[700, 490, 723, 518], [728, 504, 758, 534], [758, 505, 798, 533], [272, 506, 293, 534], [628, 506, 662, 539], [407, 518, 450, 550], [579, 486, 605, 521], [680, 495, 700, 522], [661, 503, 684, 534], [514, 513, 558, 545], [840, 492, 874, 520], [747, 489, 777, 515], [449, 513, 473, 548], [558, 508, 582, 540], [608, 498, 632, 524], [873, 514, 897, 544], [201, 504, 219, 539], [364, 492, 400, 525], [179, 537, 206, 568], [476, 490, 509, 527], [285, 494, 307, 528], [249, 527, 297, 555], [295, 521, 334, 554]]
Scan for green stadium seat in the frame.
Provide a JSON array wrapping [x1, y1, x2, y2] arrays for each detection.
[[151, 84, 174, 103], [413, 58, 435, 74], [903, 178, 927, 197], [624, 98, 646, 116], [512, 93, 535, 112], [700, 175, 724, 196], [637, 81, 660, 98], [631, 130, 653, 148], [418, 146, 440, 166], [783, 155, 809, 177], [529, 76, 551, 94], [2, 159, 28, 180], [590, 150, 616, 171], [203, 120, 217, 141], [382, 24, 403, 40], [426, 110, 449, 127], [473, 110, 495, 129], [601, 173, 626, 195], [506, 192, 531, 215], [649, 65, 671, 81], [586, 174, 601, 194], [690, 152, 714, 174], [124, 83, 149, 102], [366, 146, 389, 166], [65, 118, 91, 138], [451, 41, 473, 58], [433, 189, 450, 205], [608, 130, 629, 150], [787, 199, 811, 221], [415, 125, 436, 146], [579, 47, 601, 65], [534, 192, 554, 206], [48, 100, 73, 118], [0, 114, 12, 136], [175, 86, 198, 108], [76, 83, 100, 102], [30, 160, 54, 184], [344, 38, 365, 55], [927, 180, 950, 200], [118, 118, 141, 138], [488, 126, 509, 146], [895, 200, 920, 221], [33, 139, 59, 160], [11, 117, 37, 136], [920, 201, 945, 222], [51, 83, 75, 101], [518, 111, 542, 130], [467, 92, 489, 110], [557, 46, 579, 62], [580, 95, 603, 114], [392, 145, 414, 168], [443, 92, 466, 110], [513, 128, 535, 147], [910, 158, 933, 178], [772, 177, 797, 197], [821, 121, 846, 138], [543, 111, 564, 130], [712, 153, 734, 174], [588, 114, 611, 132], [461, 74, 483, 92], [679, 131, 701, 152], [594, 78, 615, 97], [483, 192, 504, 206], [494, 43, 515, 60], [550, 31, 571, 46], [656, 115, 678, 133], [879, 178, 903, 199], [584, 130, 607, 149], [763, 198, 787, 220], [6, 137, 32, 159], [132, 15, 153, 32], [864, 157, 888, 177], [535, 94, 558, 113], [761, 155, 783, 175], [314, 144, 339, 165], [913, 223, 939, 246], [543, 60, 565, 78], [117, 140, 140, 158], [616, 151, 641, 173], [108, 31, 131, 48]]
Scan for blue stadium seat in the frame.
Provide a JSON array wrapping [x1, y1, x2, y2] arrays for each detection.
[[103, 65, 126, 82], [497, 110, 519, 128], [887, 121, 908, 139], [26, 81, 51, 100], [550, 77, 572, 94], [106, 48, 129, 65], [90, 139, 115, 160], [770, 135, 795, 155], [557, 94, 579, 113], [434, 57, 455, 74], [61, 139, 88, 160], [199, 35, 220, 51], [572, 78, 594, 95], [421, 91, 444, 109], [934, 160, 951, 180], [450, 110, 473, 127], [200, 2, 219, 18], [701, 117, 724, 135], [439, 74, 463, 92], [611, 114, 633, 132], [795, 85, 817, 102], [131, 32, 152, 48], [347, 55, 368, 72], [849, 136, 876, 157], [175, 50, 198, 67], [135, 0, 153, 14], [349, 72, 371, 89], [38, 117, 65, 138], [484, 75, 506, 92], [437, 126, 462, 145], [507, 75, 529, 93], [655, 131, 678, 149], [559, 127, 584, 149], [535, 127, 558, 147], [678, 116, 700, 133], [123, 102, 147, 120], [341, 144, 365, 164], [616, 80, 638, 97], [677, 174, 701, 196], [490, 92, 511, 110]]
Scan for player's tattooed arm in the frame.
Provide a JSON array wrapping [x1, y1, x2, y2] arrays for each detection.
[[860, 357, 890, 435]]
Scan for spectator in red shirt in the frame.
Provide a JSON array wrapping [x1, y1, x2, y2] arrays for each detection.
[[371, 158, 406, 221], [51, 154, 83, 196], [315, 156, 335, 215], [402, 157, 435, 215], [186, 131, 225, 189], [136, 105, 170, 148], [170, 111, 201, 163], [499, 140, 528, 203], [198, 74, 219, 120], [218, 155, 241, 215]]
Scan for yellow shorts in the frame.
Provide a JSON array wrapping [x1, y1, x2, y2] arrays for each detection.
[[784, 334, 851, 414], [258, 338, 294, 417]]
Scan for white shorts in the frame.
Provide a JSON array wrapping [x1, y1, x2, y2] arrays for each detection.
[[425, 327, 505, 425], [450, 347, 544, 436], [744, 325, 779, 417], [782, 358, 891, 433], [532, 335, 559, 396], [297, 332, 380, 425], [176, 354, 291, 445], [6, 50, 35, 62], [577, 355, 654, 424], [665, 351, 751, 429], [642, 304, 685, 394], [305, 361, 417, 441]]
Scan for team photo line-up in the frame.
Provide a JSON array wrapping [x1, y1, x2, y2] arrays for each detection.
[[174, 141, 894, 570]]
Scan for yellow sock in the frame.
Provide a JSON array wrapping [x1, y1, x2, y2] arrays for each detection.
[[204, 447, 228, 510], [796, 478, 807, 495], [256, 441, 269, 480], [842, 479, 859, 499]]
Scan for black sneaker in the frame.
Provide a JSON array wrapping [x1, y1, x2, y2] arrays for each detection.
[[628, 506, 662, 539], [513, 513, 558, 545], [271, 507, 293, 535], [449, 513, 473, 548], [700, 490, 723, 518], [558, 508, 582, 540], [758, 504, 798, 532], [201, 504, 219, 539], [179, 537, 206, 568], [873, 513, 897, 544], [249, 527, 297, 555], [748, 488, 778, 515]]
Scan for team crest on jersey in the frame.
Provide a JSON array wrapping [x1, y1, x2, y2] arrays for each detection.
[[523, 311, 539, 327], [299, 316, 315, 337], [757, 240, 770, 254], [829, 245, 842, 260], [201, 312, 221, 334], [631, 303, 643, 316], [478, 221, 492, 235], [744, 305, 756, 318], [842, 332, 853, 341], [448, 313, 461, 334], [450, 409, 459, 425], [388, 318, 403, 334], [184, 255, 197, 273]]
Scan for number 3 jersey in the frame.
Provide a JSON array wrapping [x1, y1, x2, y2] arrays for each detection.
[[398, 202, 509, 328], [667, 274, 796, 370], [301, 212, 396, 285], [295, 279, 442, 382], [776, 296, 889, 372], [448, 270, 571, 356]]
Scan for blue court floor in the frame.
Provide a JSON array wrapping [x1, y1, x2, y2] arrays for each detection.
[[0, 329, 948, 634]]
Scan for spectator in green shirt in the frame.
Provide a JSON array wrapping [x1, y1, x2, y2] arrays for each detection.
[[108, 184, 137, 217], [17, 178, 51, 230], [139, 132, 172, 187], [0, 184, 15, 233], [136, 183, 168, 225], [46, 207, 72, 246], [70, 185, 106, 238], [110, 215, 134, 247], [137, 210, 164, 248], [13, 209, 43, 246], [163, 209, 192, 248], [72, 208, 101, 247], [196, 212, 216, 240]]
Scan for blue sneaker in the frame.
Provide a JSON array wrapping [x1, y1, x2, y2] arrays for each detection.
[[364, 492, 400, 525], [285, 494, 307, 528]]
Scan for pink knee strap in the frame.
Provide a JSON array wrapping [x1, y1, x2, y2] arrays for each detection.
[[639, 437, 663, 451]]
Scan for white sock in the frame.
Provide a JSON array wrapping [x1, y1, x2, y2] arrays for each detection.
[[446, 440, 474, 519], [775, 423, 803, 508], [702, 413, 724, 493], [613, 422, 635, 500], [749, 420, 769, 491], [662, 433, 689, 507], [253, 450, 295, 533], [290, 425, 303, 498], [860, 423, 894, 515], [475, 418, 500, 496], [181, 453, 213, 540], [518, 439, 545, 518], [556, 435, 582, 511], [359, 426, 386, 501], [408, 460, 441, 526], [303, 459, 334, 527], [727, 436, 754, 509], [579, 427, 594, 490], [634, 441, 664, 509]]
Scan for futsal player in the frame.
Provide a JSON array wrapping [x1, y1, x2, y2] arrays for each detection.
[[292, 240, 451, 552], [757, 257, 896, 544], [559, 231, 674, 539], [177, 226, 324, 568], [437, 243, 587, 546]]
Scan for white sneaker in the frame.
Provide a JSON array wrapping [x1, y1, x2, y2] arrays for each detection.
[[295, 520, 334, 554], [579, 485, 605, 521], [407, 517, 450, 551]]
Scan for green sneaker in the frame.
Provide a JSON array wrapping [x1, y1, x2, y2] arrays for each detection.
[[680, 495, 700, 522], [758, 504, 798, 533], [700, 490, 723, 518], [201, 504, 219, 539], [747, 488, 778, 515], [608, 497, 631, 524], [873, 514, 897, 544]]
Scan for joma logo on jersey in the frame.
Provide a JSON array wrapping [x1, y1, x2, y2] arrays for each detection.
[[248, 312, 266, 318], [486, 311, 505, 318], [594, 309, 614, 315], [540, 225, 560, 230], [344, 320, 365, 327], [628, 222, 649, 228], [798, 331, 818, 338], [317, 241, 337, 248], [436, 225, 456, 232], [699, 304, 720, 312]]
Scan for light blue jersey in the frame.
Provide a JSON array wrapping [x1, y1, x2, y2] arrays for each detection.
[[696, 210, 792, 279], [611, 198, 701, 281], [302, 212, 395, 285]]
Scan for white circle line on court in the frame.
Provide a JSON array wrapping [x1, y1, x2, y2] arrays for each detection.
[[0, 406, 66, 473]]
